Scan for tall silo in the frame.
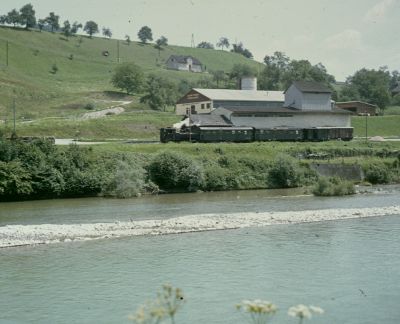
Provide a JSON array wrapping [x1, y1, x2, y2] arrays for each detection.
[[241, 77, 257, 90]]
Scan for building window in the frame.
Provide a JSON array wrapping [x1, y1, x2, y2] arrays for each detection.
[[207, 103, 211, 109], [201, 104, 205, 109]]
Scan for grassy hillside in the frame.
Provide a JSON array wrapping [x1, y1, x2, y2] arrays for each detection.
[[0, 27, 262, 120]]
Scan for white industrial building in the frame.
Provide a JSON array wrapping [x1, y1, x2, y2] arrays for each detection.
[[175, 79, 351, 129], [176, 77, 284, 115]]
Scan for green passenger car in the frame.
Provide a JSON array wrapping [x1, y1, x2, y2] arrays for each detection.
[[254, 128, 303, 141], [198, 127, 254, 142]]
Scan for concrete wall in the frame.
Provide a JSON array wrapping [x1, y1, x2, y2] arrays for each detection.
[[229, 113, 351, 128], [176, 101, 213, 115], [311, 163, 364, 181]]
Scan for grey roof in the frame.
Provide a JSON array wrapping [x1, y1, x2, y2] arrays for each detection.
[[193, 88, 285, 102], [167, 55, 202, 65], [190, 114, 232, 126], [198, 126, 253, 131], [219, 105, 351, 115], [289, 81, 332, 94], [336, 101, 378, 108]]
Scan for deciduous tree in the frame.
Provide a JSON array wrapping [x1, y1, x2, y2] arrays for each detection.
[[19, 3, 36, 29], [231, 42, 253, 59], [45, 12, 59, 32], [197, 41, 214, 49], [154, 36, 168, 55], [229, 64, 257, 88], [340, 68, 391, 110], [111, 63, 144, 95], [62, 20, 71, 38], [83, 20, 99, 38], [71, 22, 82, 35], [137, 26, 153, 43], [217, 37, 230, 50], [140, 74, 178, 111], [6, 9, 21, 27], [37, 18, 45, 31], [102, 27, 112, 39], [211, 70, 228, 87]]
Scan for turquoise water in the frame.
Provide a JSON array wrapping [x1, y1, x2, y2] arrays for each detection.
[[1, 188, 400, 323]]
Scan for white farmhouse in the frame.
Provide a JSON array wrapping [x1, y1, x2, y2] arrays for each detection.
[[166, 55, 203, 73]]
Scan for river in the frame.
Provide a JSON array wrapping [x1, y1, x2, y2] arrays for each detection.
[[1, 187, 400, 323]]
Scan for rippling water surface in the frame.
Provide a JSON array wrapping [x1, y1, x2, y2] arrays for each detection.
[[1, 187, 400, 323]]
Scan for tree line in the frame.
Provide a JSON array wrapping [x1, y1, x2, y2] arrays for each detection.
[[0, 3, 166, 44], [197, 37, 253, 59], [259, 51, 400, 110], [1, 4, 253, 59]]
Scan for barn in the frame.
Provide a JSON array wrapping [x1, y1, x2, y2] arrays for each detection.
[[335, 101, 378, 116]]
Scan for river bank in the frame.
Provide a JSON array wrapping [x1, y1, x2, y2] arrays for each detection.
[[1, 139, 399, 201]]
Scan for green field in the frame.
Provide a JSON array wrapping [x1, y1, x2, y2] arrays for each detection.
[[352, 115, 400, 138]]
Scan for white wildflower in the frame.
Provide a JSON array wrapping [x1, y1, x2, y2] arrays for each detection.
[[309, 305, 324, 314], [288, 304, 312, 319]]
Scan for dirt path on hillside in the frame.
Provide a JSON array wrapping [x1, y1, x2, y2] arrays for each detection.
[[80, 100, 132, 120]]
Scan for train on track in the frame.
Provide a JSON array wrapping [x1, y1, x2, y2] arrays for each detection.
[[160, 126, 353, 143]]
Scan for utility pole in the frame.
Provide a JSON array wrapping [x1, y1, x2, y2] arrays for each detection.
[[191, 34, 195, 48], [6, 40, 9, 67], [117, 40, 120, 63], [13, 97, 16, 135], [188, 107, 191, 142]]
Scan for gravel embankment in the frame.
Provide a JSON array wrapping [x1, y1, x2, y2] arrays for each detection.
[[1, 206, 399, 248]]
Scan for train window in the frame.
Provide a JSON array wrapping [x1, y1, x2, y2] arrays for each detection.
[[244, 131, 247, 134], [232, 131, 235, 134]]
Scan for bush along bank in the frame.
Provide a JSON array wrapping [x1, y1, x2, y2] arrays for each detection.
[[0, 139, 156, 201], [312, 177, 356, 196], [1, 141, 400, 201]]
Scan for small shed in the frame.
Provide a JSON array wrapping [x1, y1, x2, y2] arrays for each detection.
[[166, 55, 203, 73], [335, 101, 378, 116]]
